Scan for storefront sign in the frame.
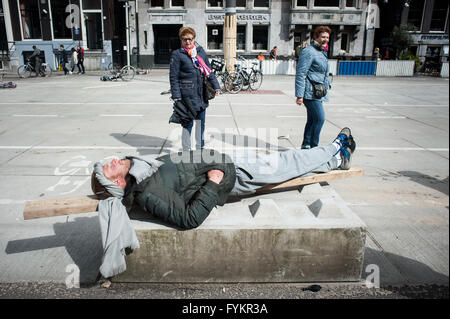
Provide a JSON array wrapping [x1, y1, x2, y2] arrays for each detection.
[[207, 13, 269, 22], [411, 33, 449, 44], [150, 14, 184, 23]]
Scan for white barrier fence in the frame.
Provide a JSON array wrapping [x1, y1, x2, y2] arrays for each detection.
[[441, 62, 449, 78], [226, 59, 447, 78], [375, 60, 415, 77]]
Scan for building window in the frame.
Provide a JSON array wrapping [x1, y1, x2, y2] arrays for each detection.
[[82, 0, 101, 10], [50, 0, 72, 39], [407, 0, 425, 30], [236, 0, 246, 8], [208, 0, 223, 8], [296, 0, 307, 7], [19, 0, 42, 39], [151, 0, 164, 7], [254, 0, 269, 7], [252, 25, 268, 50], [340, 32, 349, 52], [84, 12, 102, 49], [430, 1, 448, 31], [172, 0, 184, 7], [346, 0, 356, 8], [237, 25, 246, 50], [314, 0, 339, 7], [207, 25, 223, 50]]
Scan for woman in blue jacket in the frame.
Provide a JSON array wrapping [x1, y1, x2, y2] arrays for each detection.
[[295, 25, 331, 149], [170, 27, 221, 151]]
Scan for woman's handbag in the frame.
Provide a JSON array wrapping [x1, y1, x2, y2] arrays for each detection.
[[203, 75, 216, 101], [307, 74, 327, 99]]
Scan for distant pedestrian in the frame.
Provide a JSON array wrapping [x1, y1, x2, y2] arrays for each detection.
[[70, 48, 79, 74], [269, 46, 277, 61], [59, 45, 69, 75], [257, 52, 265, 61], [295, 25, 332, 149], [76, 45, 85, 74], [373, 47, 382, 61], [28, 45, 44, 77], [295, 43, 303, 60]]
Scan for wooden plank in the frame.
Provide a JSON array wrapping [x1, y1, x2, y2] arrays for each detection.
[[23, 168, 364, 220], [256, 167, 364, 193], [23, 195, 99, 220]]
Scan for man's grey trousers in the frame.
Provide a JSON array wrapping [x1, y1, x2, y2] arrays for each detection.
[[230, 144, 339, 196]]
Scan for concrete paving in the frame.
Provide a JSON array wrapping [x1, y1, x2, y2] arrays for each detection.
[[0, 70, 448, 294]]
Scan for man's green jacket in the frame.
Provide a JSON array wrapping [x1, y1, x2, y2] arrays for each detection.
[[123, 149, 236, 230]]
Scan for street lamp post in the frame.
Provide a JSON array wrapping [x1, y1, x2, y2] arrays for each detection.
[[224, 0, 237, 72]]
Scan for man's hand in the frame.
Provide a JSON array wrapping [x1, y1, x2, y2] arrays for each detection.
[[296, 97, 303, 105], [207, 169, 224, 184]]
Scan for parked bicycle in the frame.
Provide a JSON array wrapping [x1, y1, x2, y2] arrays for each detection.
[[17, 60, 52, 78], [223, 56, 263, 94], [210, 57, 228, 89], [101, 65, 136, 82]]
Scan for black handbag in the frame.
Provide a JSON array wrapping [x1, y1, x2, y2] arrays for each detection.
[[203, 75, 216, 101], [307, 74, 327, 99]]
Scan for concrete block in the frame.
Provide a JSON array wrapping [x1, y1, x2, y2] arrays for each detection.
[[114, 183, 367, 283]]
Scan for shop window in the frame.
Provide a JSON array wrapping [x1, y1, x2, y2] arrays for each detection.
[[314, 0, 339, 7], [430, 1, 448, 31], [50, 0, 73, 39], [85, 12, 102, 49], [252, 25, 268, 50], [208, 0, 223, 8], [207, 25, 223, 50], [407, 0, 425, 30], [254, 0, 269, 7], [19, 0, 42, 39], [237, 25, 246, 50], [296, 0, 307, 7], [172, 0, 184, 7], [82, 0, 101, 10], [236, 0, 246, 8], [151, 0, 164, 7]]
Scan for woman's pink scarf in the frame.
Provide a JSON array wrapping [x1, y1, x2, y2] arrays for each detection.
[[183, 45, 211, 77]]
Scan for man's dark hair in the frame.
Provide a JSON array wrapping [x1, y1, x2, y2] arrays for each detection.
[[91, 171, 113, 200]]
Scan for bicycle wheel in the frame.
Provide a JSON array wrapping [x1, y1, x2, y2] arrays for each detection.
[[120, 65, 135, 81], [17, 65, 31, 78], [41, 64, 52, 77], [224, 72, 243, 94], [249, 71, 263, 91]]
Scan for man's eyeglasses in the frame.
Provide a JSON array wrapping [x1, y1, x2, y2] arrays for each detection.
[[181, 37, 194, 42]]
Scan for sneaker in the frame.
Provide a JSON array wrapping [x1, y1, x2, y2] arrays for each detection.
[[69, 71, 73, 75], [334, 127, 356, 170], [339, 147, 352, 170]]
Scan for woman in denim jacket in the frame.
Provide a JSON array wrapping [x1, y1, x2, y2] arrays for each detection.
[[170, 27, 221, 151], [295, 26, 331, 149]]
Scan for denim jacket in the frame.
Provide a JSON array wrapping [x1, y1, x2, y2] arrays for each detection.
[[295, 43, 331, 102]]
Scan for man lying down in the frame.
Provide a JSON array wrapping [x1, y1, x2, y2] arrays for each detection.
[[91, 128, 356, 279]]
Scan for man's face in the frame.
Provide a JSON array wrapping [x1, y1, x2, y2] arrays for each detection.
[[102, 158, 129, 182]]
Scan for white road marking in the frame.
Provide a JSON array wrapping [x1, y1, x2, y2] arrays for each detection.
[[0, 146, 447, 151], [276, 115, 307, 118], [99, 114, 143, 117], [13, 114, 58, 117], [365, 116, 406, 119]]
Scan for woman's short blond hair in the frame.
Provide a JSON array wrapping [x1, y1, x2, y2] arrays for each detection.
[[179, 27, 196, 39]]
